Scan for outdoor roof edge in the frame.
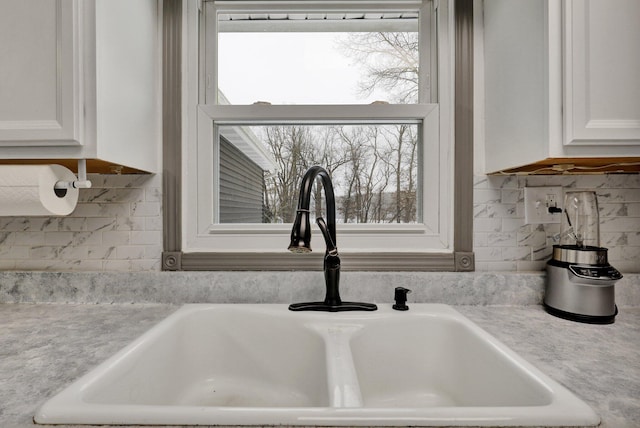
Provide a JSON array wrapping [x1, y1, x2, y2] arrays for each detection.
[[218, 12, 419, 32]]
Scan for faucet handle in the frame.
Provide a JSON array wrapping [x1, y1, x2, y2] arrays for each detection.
[[393, 287, 412, 311], [316, 217, 337, 255]]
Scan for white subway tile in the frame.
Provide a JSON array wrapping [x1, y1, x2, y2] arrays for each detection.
[[627, 232, 640, 246], [86, 217, 117, 232], [517, 228, 547, 247], [74, 203, 129, 218], [29, 246, 60, 260], [487, 232, 517, 247], [487, 203, 518, 218], [484, 261, 518, 272], [116, 217, 146, 231], [73, 231, 103, 246], [144, 246, 163, 259], [131, 259, 162, 272], [13, 232, 45, 246], [0, 232, 14, 247], [130, 231, 162, 246], [501, 246, 531, 261], [486, 175, 519, 189], [474, 246, 502, 261], [102, 260, 134, 271], [600, 217, 640, 233], [2, 169, 638, 273], [115, 188, 147, 203], [501, 218, 527, 233], [44, 232, 74, 246], [618, 246, 640, 262], [28, 218, 60, 232], [97, 174, 155, 189], [145, 187, 162, 202], [626, 202, 640, 216], [58, 218, 88, 232], [116, 245, 147, 260], [597, 188, 640, 203], [130, 202, 161, 217], [601, 232, 628, 247], [501, 189, 521, 204], [473, 188, 501, 204], [474, 218, 502, 233], [144, 216, 163, 231], [0, 245, 29, 259], [0, 174, 163, 271], [0, 260, 16, 269], [532, 243, 553, 261], [473, 232, 488, 247], [87, 217, 116, 232], [473, 172, 639, 272], [516, 260, 548, 271], [58, 245, 89, 260], [87, 246, 117, 260], [102, 231, 131, 246]]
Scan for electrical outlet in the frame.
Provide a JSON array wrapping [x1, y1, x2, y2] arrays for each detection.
[[524, 187, 563, 224]]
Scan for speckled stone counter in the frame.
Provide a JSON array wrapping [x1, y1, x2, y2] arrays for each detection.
[[1, 271, 639, 307], [1, 303, 639, 428]]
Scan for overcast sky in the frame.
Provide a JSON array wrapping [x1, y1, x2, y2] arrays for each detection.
[[218, 32, 389, 105]]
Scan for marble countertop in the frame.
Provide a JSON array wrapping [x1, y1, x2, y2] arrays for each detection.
[[1, 303, 639, 428]]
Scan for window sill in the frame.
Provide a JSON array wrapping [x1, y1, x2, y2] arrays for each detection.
[[162, 251, 473, 272]]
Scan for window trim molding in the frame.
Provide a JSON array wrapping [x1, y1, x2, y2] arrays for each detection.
[[162, 0, 474, 272], [162, 0, 182, 266], [453, 0, 474, 271], [191, 105, 446, 253]]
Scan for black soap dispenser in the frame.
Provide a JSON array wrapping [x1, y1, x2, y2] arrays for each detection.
[[393, 287, 411, 311]]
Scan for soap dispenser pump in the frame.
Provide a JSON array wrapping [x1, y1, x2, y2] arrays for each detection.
[[393, 287, 411, 311]]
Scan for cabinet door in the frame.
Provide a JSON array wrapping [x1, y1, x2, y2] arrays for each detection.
[[564, 0, 640, 146], [0, 0, 82, 146]]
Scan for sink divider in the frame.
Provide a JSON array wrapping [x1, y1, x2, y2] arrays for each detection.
[[310, 323, 364, 408]]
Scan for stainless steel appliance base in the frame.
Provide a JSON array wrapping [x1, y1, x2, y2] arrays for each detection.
[[543, 302, 618, 325], [545, 262, 619, 324]]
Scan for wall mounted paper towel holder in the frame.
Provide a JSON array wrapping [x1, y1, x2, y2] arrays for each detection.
[[53, 159, 92, 192]]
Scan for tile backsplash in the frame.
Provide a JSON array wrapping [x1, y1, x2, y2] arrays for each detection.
[[0, 174, 162, 271], [0, 172, 638, 273], [474, 174, 640, 273]]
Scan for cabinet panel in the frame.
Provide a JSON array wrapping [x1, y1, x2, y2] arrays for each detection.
[[0, 0, 81, 146], [0, 0, 159, 173], [483, 0, 640, 174], [564, 0, 640, 145]]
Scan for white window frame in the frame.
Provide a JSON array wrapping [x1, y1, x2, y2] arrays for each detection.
[[182, 0, 455, 257]]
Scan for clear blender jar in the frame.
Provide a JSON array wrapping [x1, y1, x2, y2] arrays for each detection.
[[556, 191, 602, 259]]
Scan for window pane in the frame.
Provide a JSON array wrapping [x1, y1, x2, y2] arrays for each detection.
[[217, 13, 419, 105], [217, 124, 421, 224]]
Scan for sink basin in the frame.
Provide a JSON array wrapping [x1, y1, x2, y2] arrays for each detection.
[[35, 304, 599, 427], [350, 317, 553, 409]]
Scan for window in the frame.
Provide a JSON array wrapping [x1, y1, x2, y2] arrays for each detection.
[[166, 0, 473, 271], [217, 123, 422, 225]]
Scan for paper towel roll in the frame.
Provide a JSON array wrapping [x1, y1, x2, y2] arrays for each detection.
[[0, 165, 79, 216]]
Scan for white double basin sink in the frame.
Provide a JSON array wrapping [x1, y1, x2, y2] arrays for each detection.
[[35, 304, 599, 427]]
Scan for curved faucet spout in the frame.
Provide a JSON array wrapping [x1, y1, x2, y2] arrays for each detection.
[[288, 166, 377, 312], [288, 166, 336, 253]]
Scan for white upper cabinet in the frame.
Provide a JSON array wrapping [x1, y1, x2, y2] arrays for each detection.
[[564, 0, 640, 145], [483, 0, 640, 174], [0, 0, 160, 173], [0, 1, 80, 146]]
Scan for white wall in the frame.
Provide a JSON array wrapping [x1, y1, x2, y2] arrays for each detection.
[[473, 174, 640, 273], [0, 171, 637, 273], [0, 174, 162, 271]]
